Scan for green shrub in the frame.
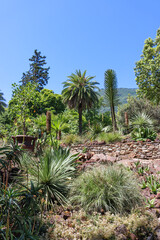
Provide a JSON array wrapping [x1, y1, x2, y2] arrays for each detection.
[[97, 132, 122, 143], [70, 165, 142, 214], [62, 134, 87, 145], [131, 127, 157, 141], [117, 96, 160, 132]]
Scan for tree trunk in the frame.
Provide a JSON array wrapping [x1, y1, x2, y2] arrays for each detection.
[[57, 130, 61, 140], [78, 105, 83, 135], [46, 111, 51, 134], [124, 112, 129, 126], [110, 104, 118, 132], [23, 120, 27, 135]]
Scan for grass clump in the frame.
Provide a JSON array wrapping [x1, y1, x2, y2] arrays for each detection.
[[97, 132, 122, 143], [62, 134, 87, 145], [70, 165, 142, 214]]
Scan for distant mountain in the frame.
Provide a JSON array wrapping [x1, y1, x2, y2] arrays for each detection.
[[99, 88, 137, 113]]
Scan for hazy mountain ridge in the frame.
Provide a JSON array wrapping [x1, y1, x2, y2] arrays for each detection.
[[99, 88, 137, 112]]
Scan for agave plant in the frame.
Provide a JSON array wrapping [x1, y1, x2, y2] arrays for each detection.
[[130, 112, 157, 141], [21, 146, 78, 209], [130, 112, 154, 130]]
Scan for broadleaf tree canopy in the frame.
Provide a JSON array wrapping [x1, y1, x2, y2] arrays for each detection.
[[134, 28, 160, 105]]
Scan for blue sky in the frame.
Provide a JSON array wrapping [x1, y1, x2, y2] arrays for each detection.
[[0, 0, 160, 102]]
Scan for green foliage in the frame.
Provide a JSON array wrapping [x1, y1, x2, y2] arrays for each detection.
[[131, 127, 157, 141], [20, 49, 50, 91], [62, 109, 87, 134], [62, 134, 86, 145], [34, 113, 47, 135], [130, 111, 157, 141], [130, 111, 154, 130], [97, 132, 122, 143], [0, 90, 7, 114], [39, 89, 65, 114], [51, 115, 69, 139], [9, 82, 39, 135], [0, 183, 42, 239], [104, 69, 119, 131], [145, 198, 156, 209], [117, 96, 160, 132], [21, 146, 78, 208], [144, 175, 160, 194], [62, 69, 99, 134], [70, 165, 142, 213], [135, 28, 160, 104], [98, 88, 137, 113]]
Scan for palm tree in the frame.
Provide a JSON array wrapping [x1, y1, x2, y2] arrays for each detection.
[[62, 70, 99, 135], [104, 69, 119, 132], [0, 90, 7, 113]]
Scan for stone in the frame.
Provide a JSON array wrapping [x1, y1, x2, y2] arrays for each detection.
[[129, 233, 138, 240], [107, 156, 117, 163], [156, 193, 160, 199], [154, 199, 160, 208], [89, 154, 108, 162], [114, 224, 128, 239], [155, 227, 160, 239]]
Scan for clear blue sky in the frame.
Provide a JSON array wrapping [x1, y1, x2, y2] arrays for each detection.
[[0, 0, 160, 103]]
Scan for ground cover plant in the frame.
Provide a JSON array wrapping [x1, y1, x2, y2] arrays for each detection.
[[50, 208, 158, 240], [70, 164, 142, 214]]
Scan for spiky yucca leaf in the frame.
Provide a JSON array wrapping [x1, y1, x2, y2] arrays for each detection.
[[130, 111, 154, 129], [20, 147, 78, 208]]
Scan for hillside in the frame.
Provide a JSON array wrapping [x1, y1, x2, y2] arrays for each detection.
[[99, 88, 137, 112]]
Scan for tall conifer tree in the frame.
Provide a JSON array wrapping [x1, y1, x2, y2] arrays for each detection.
[[21, 49, 50, 91]]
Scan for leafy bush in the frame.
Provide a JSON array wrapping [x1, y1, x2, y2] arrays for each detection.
[[131, 127, 157, 141], [97, 132, 122, 143], [117, 96, 160, 132], [70, 165, 142, 213], [0, 184, 44, 239]]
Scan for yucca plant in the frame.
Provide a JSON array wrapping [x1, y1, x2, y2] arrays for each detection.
[[21, 146, 78, 209], [70, 165, 142, 214], [104, 69, 119, 132], [130, 112, 157, 141], [130, 111, 154, 130]]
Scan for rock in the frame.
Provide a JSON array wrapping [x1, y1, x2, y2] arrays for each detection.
[[120, 150, 126, 155], [155, 227, 160, 239], [154, 199, 160, 208], [48, 227, 53, 234], [107, 155, 117, 163], [86, 152, 93, 160], [90, 154, 108, 162], [114, 224, 128, 239], [156, 193, 160, 199], [129, 233, 138, 240]]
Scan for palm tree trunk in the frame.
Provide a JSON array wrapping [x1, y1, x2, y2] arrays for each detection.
[[110, 104, 117, 132], [78, 105, 83, 135]]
